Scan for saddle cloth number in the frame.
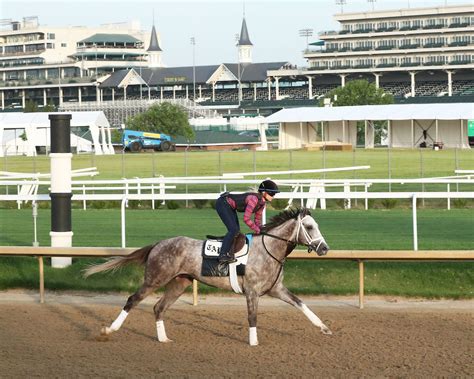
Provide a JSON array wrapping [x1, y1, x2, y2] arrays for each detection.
[[204, 240, 221, 257], [203, 239, 249, 260]]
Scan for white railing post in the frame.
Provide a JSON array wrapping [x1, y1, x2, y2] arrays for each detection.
[[82, 184, 86, 210], [17, 184, 21, 209], [344, 182, 351, 209], [412, 194, 418, 251], [151, 184, 155, 210], [447, 184, 450, 210], [364, 183, 369, 210], [159, 175, 165, 205], [121, 197, 127, 248]]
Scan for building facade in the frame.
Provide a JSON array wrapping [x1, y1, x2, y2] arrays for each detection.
[[268, 4, 474, 99], [1, 5, 473, 114], [0, 17, 150, 109]]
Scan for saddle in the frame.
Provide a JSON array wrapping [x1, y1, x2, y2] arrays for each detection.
[[201, 233, 250, 278]]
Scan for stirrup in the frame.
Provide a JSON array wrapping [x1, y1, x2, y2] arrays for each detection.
[[218, 253, 237, 264]]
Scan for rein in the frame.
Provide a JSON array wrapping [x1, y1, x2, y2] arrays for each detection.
[[260, 215, 326, 263], [261, 234, 289, 265], [259, 215, 325, 296]]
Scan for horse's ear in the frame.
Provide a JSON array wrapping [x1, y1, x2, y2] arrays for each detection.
[[301, 208, 311, 217]]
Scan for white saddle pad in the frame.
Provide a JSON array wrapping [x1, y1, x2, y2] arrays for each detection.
[[203, 239, 249, 262]]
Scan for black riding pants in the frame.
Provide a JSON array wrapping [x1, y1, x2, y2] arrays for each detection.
[[215, 196, 240, 255]]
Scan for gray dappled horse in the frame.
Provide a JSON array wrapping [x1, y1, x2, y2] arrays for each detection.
[[84, 208, 331, 346]]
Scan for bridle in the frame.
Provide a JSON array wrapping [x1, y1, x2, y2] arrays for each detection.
[[260, 215, 326, 265]]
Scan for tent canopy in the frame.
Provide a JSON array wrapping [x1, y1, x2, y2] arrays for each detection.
[[0, 111, 113, 156], [266, 103, 474, 123], [0, 111, 110, 130]]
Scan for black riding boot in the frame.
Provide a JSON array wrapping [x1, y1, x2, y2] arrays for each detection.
[[218, 251, 237, 264]]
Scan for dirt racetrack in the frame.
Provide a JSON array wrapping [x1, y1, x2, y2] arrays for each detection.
[[0, 292, 472, 378]]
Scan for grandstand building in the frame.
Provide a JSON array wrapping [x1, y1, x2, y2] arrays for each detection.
[[2, 4, 473, 117], [269, 4, 473, 100], [63, 4, 473, 124], [0, 17, 150, 109]]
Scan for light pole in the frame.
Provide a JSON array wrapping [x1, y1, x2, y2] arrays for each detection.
[[299, 28, 313, 51], [335, 0, 346, 13], [190, 37, 196, 102], [367, 0, 376, 11]]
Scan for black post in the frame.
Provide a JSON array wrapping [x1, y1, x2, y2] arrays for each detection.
[[49, 114, 73, 268]]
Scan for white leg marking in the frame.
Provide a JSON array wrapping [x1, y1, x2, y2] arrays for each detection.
[[156, 320, 173, 343], [300, 304, 332, 335], [249, 327, 259, 346], [103, 309, 128, 335]]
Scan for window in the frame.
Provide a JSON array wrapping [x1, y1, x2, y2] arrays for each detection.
[[47, 33, 55, 39], [61, 43, 67, 47], [401, 20, 411, 29]]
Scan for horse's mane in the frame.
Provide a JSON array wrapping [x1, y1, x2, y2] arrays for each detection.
[[261, 207, 311, 232]]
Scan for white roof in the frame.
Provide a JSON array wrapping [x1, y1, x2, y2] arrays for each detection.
[[0, 111, 110, 130], [266, 103, 474, 123]]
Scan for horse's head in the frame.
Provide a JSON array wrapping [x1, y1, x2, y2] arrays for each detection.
[[262, 208, 330, 256], [296, 211, 329, 256]]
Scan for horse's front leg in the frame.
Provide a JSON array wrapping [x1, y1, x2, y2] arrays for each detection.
[[267, 283, 332, 335], [245, 291, 259, 346]]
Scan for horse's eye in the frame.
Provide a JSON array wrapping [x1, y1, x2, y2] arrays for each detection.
[[306, 225, 313, 230]]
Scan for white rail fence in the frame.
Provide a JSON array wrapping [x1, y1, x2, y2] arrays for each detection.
[[1, 187, 473, 250]]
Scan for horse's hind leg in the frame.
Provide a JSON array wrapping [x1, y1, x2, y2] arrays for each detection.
[[102, 283, 156, 336], [267, 282, 332, 335], [153, 275, 193, 343]]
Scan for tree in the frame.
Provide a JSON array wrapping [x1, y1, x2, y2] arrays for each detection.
[[24, 100, 56, 112], [24, 100, 38, 112], [320, 80, 394, 145], [319, 79, 394, 107], [126, 102, 194, 140]]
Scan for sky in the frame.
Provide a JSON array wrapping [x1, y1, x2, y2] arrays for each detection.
[[1, 0, 471, 67]]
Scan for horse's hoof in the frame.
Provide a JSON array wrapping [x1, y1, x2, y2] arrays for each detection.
[[101, 326, 112, 335], [158, 338, 173, 343], [321, 327, 333, 335]]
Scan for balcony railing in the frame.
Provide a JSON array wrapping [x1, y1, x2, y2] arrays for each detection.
[[448, 41, 469, 47], [375, 46, 395, 50], [423, 43, 445, 48], [376, 63, 397, 68], [1, 49, 46, 57], [422, 24, 446, 29], [0, 76, 97, 88], [399, 44, 421, 49], [423, 61, 446, 66], [449, 60, 472, 65], [309, 41, 469, 55], [400, 62, 421, 67], [322, 21, 471, 38], [449, 22, 470, 28]]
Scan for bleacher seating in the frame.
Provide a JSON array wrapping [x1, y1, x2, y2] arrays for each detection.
[[380, 82, 412, 97], [415, 81, 448, 96], [452, 80, 474, 96]]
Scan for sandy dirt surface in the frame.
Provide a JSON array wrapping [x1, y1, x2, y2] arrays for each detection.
[[0, 291, 472, 378]]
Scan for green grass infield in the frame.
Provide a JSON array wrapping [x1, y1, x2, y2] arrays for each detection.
[[0, 208, 472, 298]]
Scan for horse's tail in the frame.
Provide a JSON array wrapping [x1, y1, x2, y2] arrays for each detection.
[[83, 244, 155, 278]]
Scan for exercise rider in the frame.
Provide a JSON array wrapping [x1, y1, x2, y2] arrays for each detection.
[[215, 180, 280, 264]]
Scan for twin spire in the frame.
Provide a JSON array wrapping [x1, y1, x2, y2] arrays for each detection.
[[147, 25, 162, 67], [146, 15, 253, 67]]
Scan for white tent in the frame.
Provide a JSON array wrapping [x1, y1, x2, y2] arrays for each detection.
[[266, 103, 474, 149], [0, 111, 115, 157]]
